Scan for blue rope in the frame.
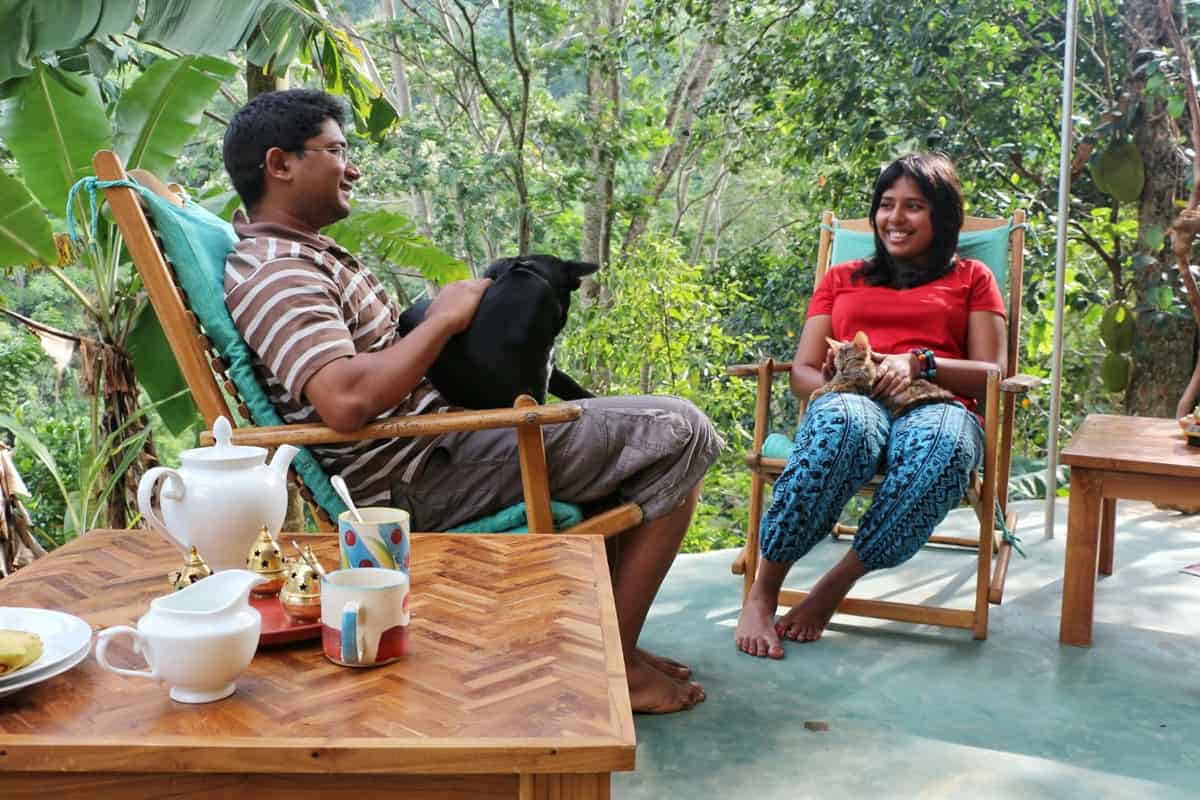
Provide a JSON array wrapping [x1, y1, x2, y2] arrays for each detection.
[[65, 176, 140, 247]]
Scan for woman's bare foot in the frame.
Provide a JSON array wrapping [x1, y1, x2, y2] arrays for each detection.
[[637, 647, 691, 680], [774, 591, 840, 642], [627, 659, 705, 713], [775, 550, 866, 642], [735, 586, 784, 659]]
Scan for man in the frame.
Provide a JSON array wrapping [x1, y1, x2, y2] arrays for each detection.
[[221, 89, 721, 713]]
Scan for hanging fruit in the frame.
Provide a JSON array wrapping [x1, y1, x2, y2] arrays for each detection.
[[1100, 352, 1132, 392], [1092, 140, 1144, 203], [1099, 303, 1135, 353]]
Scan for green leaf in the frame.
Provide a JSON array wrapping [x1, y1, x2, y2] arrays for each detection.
[[125, 305, 199, 434], [1143, 226, 1165, 251], [139, 0, 274, 56], [0, 62, 112, 219], [0, 171, 58, 266], [113, 55, 237, 178], [325, 204, 469, 284], [0, 411, 80, 534]]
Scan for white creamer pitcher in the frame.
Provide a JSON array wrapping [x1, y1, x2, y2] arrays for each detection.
[[95, 570, 267, 703], [137, 416, 298, 571]]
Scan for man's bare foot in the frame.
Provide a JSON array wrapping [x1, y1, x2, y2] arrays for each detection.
[[627, 659, 705, 713], [735, 589, 784, 659], [775, 591, 840, 642], [636, 647, 691, 680]]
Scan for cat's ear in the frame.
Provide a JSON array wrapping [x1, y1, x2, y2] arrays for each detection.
[[825, 336, 843, 349], [853, 330, 870, 349]]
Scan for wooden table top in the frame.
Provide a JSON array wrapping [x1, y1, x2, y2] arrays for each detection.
[[1061, 414, 1200, 478], [0, 530, 635, 776]]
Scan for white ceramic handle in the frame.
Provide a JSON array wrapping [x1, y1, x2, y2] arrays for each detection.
[[95, 626, 157, 679], [136, 466, 184, 544]]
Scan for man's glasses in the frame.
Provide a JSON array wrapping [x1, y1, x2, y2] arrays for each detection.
[[302, 144, 351, 164]]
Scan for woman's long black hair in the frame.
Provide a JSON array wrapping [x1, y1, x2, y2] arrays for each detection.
[[855, 152, 964, 289]]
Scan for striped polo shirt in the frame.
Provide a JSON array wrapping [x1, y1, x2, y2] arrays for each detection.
[[225, 212, 448, 506]]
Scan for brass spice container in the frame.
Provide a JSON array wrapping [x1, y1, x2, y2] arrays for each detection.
[[246, 526, 286, 596], [167, 546, 212, 591], [279, 557, 322, 623]]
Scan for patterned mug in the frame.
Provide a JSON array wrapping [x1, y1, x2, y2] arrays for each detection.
[[320, 568, 410, 667], [338, 507, 410, 574]]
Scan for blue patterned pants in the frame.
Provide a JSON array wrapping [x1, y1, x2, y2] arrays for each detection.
[[760, 393, 983, 571]]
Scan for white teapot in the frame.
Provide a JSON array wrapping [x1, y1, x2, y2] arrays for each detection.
[[96, 569, 267, 703], [137, 416, 298, 571]]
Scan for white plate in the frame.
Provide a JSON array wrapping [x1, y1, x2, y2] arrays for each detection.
[[0, 638, 91, 699], [0, 607, 93, 684]]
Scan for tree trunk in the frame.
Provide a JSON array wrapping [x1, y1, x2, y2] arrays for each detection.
[[582, 0, 624, 284], [619, 0, 730, 258], [1126, 0, 1198, 415], [245, 60, 286, 100], [84, 343, 156, 530]]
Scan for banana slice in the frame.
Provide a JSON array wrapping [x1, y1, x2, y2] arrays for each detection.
[[0, 629, 44, 675]]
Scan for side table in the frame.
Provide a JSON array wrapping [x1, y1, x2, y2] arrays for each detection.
[[1059, 414, 1200, 646]]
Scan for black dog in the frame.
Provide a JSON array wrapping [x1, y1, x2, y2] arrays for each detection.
[[396, 254, 597, 409]]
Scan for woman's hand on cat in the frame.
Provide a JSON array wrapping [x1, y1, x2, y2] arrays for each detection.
[[871, 352, 918, 399], [821, 348, 836, 380]]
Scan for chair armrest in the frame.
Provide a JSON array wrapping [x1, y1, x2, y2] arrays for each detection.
[[1000, 374, 1041, 394], [728, 360, 793, 377], [201, 403, 583, 447]]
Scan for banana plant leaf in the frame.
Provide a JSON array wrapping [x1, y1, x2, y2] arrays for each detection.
[[125, 304, 199, 435], [324, 204, 469, 285], [0, 62, 112, 220], [0, 171, 58, 267], [139, 0, 274, 56], [0, 0, 137, 83], [113, 55, 237, 179]]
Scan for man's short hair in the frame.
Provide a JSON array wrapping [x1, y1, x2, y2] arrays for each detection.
[[222, 89, 348, 210]]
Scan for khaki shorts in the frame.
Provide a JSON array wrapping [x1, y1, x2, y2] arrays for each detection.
[[391, 395, 723, 531]]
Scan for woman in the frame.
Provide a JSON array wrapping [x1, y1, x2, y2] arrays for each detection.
[[735, 153, 1007, 659]]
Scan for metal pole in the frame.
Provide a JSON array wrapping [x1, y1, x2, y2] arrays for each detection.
[[1044, 0, 1080, 539]]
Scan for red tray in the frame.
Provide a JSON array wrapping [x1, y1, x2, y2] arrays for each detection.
[[251, 594, 321, 645]]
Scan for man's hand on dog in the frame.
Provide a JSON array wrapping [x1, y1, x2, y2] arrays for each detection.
[[425, 278, 492, 334]]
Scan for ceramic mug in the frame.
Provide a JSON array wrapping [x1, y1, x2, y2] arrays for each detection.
[[320, 568, 410, 667], [339, 507, 410, 573]]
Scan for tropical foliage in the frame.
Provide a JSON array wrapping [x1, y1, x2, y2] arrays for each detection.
[[3, 0, 1200, 550]]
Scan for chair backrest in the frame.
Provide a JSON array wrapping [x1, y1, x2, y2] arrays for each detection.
[[91, 150, 348, 520], [815, 210, 1027, 379]]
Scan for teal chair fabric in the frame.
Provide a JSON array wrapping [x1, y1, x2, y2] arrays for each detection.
[[825, 220, 1012, 289], [75, 176, 579, 533]]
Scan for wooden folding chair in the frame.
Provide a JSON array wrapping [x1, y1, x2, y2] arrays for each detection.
[[729, 210, 1038, 639], [93, 150, 641, 538]]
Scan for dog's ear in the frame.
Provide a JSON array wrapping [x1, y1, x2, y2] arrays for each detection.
[[560, 259, 599, 289], [483, 257, 518, 280]]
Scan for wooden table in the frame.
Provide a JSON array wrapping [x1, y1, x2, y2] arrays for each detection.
[[0, 530, 635, 799], [1059, 414, 1200, 646]]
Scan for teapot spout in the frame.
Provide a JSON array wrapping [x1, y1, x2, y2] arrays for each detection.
[[270, 444, 299, 478]]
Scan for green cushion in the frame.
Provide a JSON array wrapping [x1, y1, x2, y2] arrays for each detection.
[[761, 432, 795, 460], [136, 186, 584, 534], [448, 500, 584, 533], [826, 220, 1012, 288]]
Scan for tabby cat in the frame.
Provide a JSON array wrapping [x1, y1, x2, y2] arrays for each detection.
[[810, 331, 955, 419]]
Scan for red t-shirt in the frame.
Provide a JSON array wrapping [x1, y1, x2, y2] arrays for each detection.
[[807, 257, 1007, 411]]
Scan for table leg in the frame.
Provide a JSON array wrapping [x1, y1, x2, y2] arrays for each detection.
[[521, 773, 610, 799], [1060, 469, 1103, 646], [1098, 497, 1116, 576]]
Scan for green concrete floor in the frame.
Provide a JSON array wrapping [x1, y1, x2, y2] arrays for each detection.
[[616, 499, 1200, 799]]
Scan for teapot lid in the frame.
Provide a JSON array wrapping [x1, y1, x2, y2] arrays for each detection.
[[180, 416, 267, 467]]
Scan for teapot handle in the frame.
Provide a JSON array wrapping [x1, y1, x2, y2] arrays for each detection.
[[137, 466, 185, 544], [95, 626, 157, 679]]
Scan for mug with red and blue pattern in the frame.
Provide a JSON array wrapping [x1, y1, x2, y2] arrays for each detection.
[[338, 507, 411, 574]]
